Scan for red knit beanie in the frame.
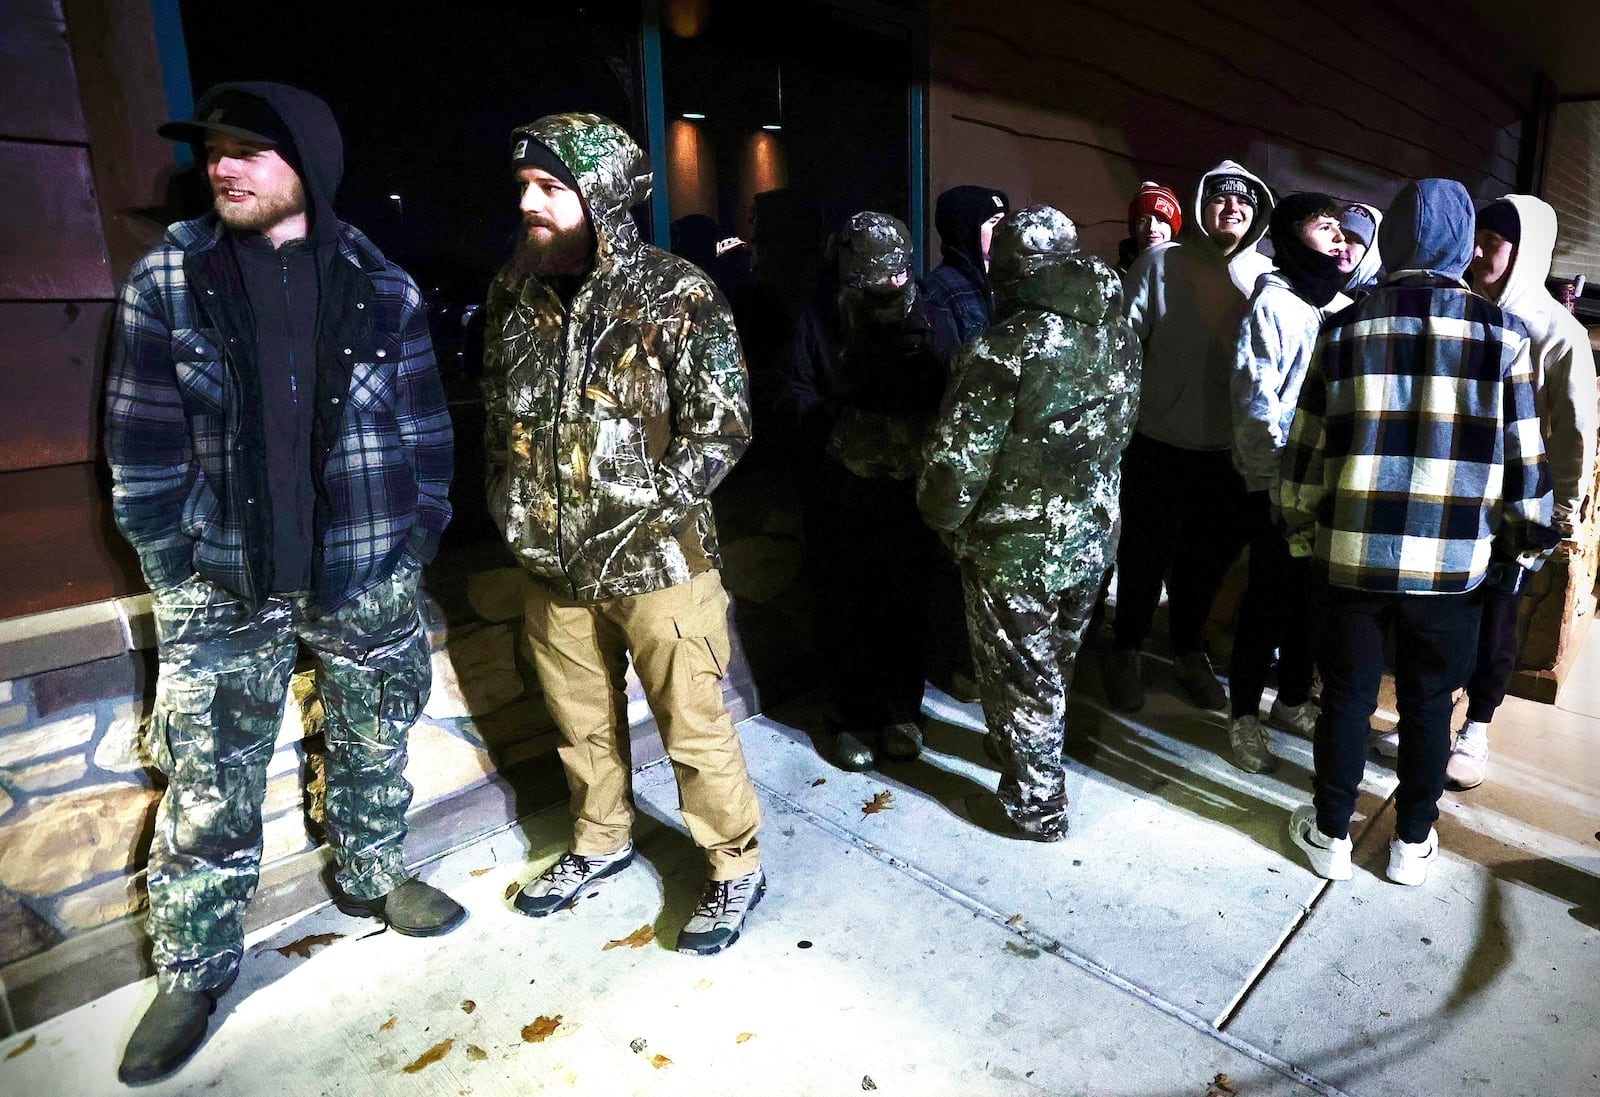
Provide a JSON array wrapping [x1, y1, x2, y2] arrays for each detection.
[[1128, 181, 1182, 237]]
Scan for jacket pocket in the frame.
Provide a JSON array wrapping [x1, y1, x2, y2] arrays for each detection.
[[171, 328, 227, 413], [347, 335, 404, 413], [587, 413, 659, 508], [181, 473, 220, 540]]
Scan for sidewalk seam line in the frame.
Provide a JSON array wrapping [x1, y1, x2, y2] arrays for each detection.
[[753, 773, 1356, 1097]]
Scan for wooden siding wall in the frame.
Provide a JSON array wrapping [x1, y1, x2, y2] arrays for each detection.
[[0, 0, 172, 619], [927, 0, 1537, 265], [1547, 99, 1600, 282]]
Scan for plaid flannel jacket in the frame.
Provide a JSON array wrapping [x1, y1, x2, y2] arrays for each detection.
[[923, 262, 993, 349], [1278, 275, 1553, 594], [105, 215, 453, 610]]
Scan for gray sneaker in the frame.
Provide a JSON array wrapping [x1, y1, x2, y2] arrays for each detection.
[[1228, 715, 1278, 773], [514, 843, 634, 918], [677, 869, 766, 955]]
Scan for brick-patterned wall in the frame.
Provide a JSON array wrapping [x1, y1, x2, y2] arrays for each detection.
[[1546, 99, 1600, 282]]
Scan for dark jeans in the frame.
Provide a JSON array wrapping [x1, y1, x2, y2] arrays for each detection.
[[805, 467, 936, 731], [1464, 586, 1522, 723], [1112, 432, 1248, 655], [1311, 579, 1481, 844], [1228, 491, 1315, 719]]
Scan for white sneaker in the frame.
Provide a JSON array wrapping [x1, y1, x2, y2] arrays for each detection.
[[1386, 829, 1438, 886], [1289, 805, 1352, 880], [514, 843, 634, 917], [1267, 698, 1319, 736], [1445, 721, 1490, 790], [1370, 727, 1400, 758]]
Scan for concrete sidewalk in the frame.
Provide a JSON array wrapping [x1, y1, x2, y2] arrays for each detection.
[[1, 644, 1595, 1096]]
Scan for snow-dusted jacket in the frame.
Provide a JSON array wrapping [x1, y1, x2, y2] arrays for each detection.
[[482, 114, 750, 602], [1123, 160, 1276, 451], [1481, 194, 1598, 537], [919, 206, 1141, 592], [1231, 272, 1349, 492]]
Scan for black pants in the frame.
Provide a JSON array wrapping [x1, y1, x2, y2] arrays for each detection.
[[1228, 491, 1315, 719], [1113, 432, 1248, 655], [1464, 586, 1522, 723], [1311, 580, 1480, 844], [805, 467, 935, 731]]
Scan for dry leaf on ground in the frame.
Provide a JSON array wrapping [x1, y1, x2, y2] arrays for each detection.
[[402, 1038, 453, 1074], [378, 1016, 397, 1032], [5, 1036, 36, 1060], [1006, 914, 1023, 926], [603, 924, 656, 950], [466, 1044, 488, 1061], [861, 790, 895, 815], [522, 1016, 562, 1042], [693, 979, 713, 992], [461, 1000, 476, 1014], [504, 881, 520, 902], [736, 1032, 755, 1044], [811, 778, 826, 787], [650, 1054, 673, 1069], [469, 867, 495, 877], [274, 932, 343, 959], [1205, 1073, 1238, 1096]]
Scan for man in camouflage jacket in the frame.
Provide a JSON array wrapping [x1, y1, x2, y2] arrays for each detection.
[[105, 83, 460, 1085], [482, 113, 763, 954], [919, 206, 1141, 840], [780, 212, 956, 770]]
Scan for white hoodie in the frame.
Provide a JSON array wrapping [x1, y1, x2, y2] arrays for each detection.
[[1123, 160, 1276, 451], [1480, 194, 1598, 537]]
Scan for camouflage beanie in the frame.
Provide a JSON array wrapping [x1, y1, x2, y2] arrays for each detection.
[[989, 205, 1079, 286], [835, 211, 912, 289]]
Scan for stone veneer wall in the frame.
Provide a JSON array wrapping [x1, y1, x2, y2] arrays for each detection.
[[0, 463, 806, 1026], [0, 578, 559, 976]]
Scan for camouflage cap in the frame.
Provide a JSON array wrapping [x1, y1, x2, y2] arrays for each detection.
[[835, 211, 912, 289], [989, 205, 1079, 286]]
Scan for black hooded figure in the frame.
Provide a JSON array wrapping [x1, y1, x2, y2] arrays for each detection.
[[922, 185, 1010, 351]]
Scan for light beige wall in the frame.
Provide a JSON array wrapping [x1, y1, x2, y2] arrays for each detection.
[[927, 0, 1534, 264]]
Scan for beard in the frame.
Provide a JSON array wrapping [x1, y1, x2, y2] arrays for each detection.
[[514, 217, 593, 278], [214, 177, 307, 235]]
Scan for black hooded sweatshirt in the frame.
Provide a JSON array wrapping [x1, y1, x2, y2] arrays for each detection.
[[923, 185, 1008, 349], [187, 82, 345, 592]]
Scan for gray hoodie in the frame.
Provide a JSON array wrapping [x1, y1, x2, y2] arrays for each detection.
[[1479, 194, 1598, 537], [1123, 160, 1276, 451]]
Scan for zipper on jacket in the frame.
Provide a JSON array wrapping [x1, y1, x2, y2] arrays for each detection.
[[553, 301, 576, 598], [282, 253, 298, 407]]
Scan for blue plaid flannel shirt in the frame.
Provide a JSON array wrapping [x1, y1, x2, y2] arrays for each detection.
[[105, 215, 453, 608], [1278, 276, 1554, 594]]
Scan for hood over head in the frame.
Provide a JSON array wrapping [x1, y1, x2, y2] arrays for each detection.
[[934, 184, 1009, 279], [1341, 202, 1384, 292], [1268, 192, 1347, 307], [162, 81, 344, 241], [990, 204, 1119, 323], [1377, 178, 1474, 279], [510, 113, 653, 264], [1480, 193, 1559, 317], [1193, 160, 1274, 255]]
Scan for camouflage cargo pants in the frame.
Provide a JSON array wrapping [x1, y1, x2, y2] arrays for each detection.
[[962, 563, 1100, 838], [142, 559, 430, 992]]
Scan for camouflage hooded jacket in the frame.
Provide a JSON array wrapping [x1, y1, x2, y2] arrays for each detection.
[[918, 206, 1141, 592], [482, 114, 750, 602]]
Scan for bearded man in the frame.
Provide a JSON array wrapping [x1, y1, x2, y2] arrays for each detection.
[[483, 114, 766, 956], [105, 82, 459, 1084]]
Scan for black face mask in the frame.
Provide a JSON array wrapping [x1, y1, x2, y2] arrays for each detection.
[[1269, 196, 1348, 308]]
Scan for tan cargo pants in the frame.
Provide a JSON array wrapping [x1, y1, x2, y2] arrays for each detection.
[[523, 570, 761, 881]]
